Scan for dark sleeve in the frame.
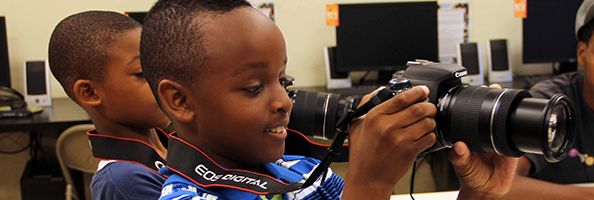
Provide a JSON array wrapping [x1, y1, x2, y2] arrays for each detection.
[[91, 162, 166, 200], [529, 80, 557, 99], [528, 73, 576, 99], [524, 153, 548, 175]]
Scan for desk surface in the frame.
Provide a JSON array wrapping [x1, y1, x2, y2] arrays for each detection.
[[390, 183, 594, 199], [0, 98, 91, 132], [391, 191, 459, 200]]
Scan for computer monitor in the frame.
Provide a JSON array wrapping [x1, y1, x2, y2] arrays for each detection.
[[523, 0, 582, 66], [125, 12, 147, 24], [335, 1, 438, 82], [0, 16, 10, 88]]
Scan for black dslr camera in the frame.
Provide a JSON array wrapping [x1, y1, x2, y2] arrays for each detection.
[[288, 60, 575, 162]]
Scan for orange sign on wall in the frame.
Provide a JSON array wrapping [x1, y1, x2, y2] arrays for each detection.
[[515, 0, 527, 18], [327, 4, 339, 26]]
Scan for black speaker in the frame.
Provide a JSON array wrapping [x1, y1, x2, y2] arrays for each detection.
[[487, 39, 513, 83], [457, 42, 485, 85], [23, 60, 51, 106]]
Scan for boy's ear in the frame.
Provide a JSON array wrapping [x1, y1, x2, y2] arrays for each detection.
[[158, 79, 195, 123], [73, 79, 102, 107], [578, 41, 587, 67]]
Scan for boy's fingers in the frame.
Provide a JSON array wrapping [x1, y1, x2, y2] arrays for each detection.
[[448, 141, 471, 168], [387, 102, 436, 127], [398, 117, 436, 141], [374, 86, 429, 115], [489, 84, 502, 89], [414, 131, 437, 151]]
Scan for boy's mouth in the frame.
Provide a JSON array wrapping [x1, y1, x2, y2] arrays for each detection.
[[264, 126, 286, 133]]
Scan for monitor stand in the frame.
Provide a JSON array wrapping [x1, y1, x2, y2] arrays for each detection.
[[378, 70, 396, 85]]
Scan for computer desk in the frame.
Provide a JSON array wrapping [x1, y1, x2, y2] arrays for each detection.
[[390, 183, 594, 199], [0, 98, 91, 163], [391, 191, 458, 200], [0, 98, 91, 132]]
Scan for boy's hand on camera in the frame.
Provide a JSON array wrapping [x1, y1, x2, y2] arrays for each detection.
[[344, 86, 436, 197], [449, 142, 519, 200], [450, 84, 517, 200]]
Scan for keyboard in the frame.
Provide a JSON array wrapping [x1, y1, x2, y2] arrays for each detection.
[[328, 85, 385, 96]]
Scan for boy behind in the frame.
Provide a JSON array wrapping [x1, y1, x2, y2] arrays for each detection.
[[510, 0, 594, 199], [140, 1, 518, 199], [48, 11, 171, 200]]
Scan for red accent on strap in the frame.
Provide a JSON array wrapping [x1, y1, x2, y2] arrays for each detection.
[[287, 128, 349, 147]]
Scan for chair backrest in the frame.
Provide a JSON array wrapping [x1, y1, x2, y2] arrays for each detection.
[[56, 124, 98, 200]]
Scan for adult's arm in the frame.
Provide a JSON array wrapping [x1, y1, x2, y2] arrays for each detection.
[[508, 156, 594, 200]]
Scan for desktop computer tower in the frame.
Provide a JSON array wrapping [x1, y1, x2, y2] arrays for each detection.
[[20, 161, 66, 200], [486, 39, 513, 83], [324, 46, 351, 89], [23, 60, 51, 107], [457, 42, 485, 86]]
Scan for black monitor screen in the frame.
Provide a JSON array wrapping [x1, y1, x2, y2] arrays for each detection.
[[126, 12, 147, 24], [335, 2, 438, 72], [490, 39, 509, 71], [0, 17, 10, 88], [460, 43, 480, 75], [523, 0, 582, 63]]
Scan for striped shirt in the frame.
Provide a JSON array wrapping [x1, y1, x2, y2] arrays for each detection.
[[158, 155, 344, 200]]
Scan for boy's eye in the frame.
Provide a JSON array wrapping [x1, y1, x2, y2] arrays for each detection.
[[134, 72, 144, 77], [245, 84, 264, 93]]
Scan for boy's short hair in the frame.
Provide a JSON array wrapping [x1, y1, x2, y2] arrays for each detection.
[[48, 11, 141, 102], [140, 0, 251, 104]]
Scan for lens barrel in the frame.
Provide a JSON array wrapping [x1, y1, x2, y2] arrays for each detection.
[[436, 86, 575, 162], [287, 90, 355, 140], [508, 94, 575, 162]]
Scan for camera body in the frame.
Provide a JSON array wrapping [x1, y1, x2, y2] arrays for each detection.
[[389, 61, 467, 105], [388, 61, 471, 155], [387, 60, 574, 161]]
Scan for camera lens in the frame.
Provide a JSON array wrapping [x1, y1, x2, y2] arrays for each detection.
[[507, 94, 574, 162], [436, 87, 575, 163], [287, 90, 357, 140], [548, 104, 565, 153]]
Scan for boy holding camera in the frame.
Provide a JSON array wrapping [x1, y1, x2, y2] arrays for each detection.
[[140, 0, 517, 199]]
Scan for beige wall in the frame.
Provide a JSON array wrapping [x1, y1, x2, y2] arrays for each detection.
[[1, 0, 554, 99]]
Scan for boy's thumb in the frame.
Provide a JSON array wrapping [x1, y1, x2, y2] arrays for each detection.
[[448, 141, 471, 169]]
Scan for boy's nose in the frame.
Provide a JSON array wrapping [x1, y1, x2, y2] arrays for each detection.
[[271, 87, 292, 114]]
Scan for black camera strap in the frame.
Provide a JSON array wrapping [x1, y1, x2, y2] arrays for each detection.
[[165, 129, 349, 194], [166, 132, 303, 194], [87, 128, 169, 175], [302, 87, 395, 188]]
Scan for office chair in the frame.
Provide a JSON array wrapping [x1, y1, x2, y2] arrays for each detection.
[[56, 124, 98, 200]]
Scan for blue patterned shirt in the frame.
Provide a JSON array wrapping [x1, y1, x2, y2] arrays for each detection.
[[158, 155, 344, 200]]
